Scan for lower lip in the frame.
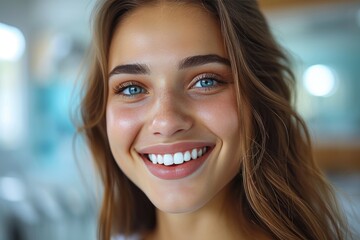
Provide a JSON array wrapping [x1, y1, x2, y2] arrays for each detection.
[[142, 149, 212, 180]]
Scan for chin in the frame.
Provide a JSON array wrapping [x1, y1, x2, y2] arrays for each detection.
[[154, 200, 207, 214], [145, 189, 213, 214]]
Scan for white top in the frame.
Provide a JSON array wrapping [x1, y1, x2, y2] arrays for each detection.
[[112, 234, 141, 240]]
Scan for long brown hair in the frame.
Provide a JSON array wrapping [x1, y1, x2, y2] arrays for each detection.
[[78, 0, 350, 239]]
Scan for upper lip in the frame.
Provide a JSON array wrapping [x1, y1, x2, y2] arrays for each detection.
[[137, 141, 215, 155]]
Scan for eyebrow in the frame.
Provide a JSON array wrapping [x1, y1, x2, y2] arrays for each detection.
[[109, 63, 150, 76], [108, 54, 230, 77], [179, 54, 231, 69]]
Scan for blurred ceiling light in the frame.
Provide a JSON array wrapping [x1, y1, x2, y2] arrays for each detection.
[[303, 64, 337, 97], [0, 22, 25, 61], [0, 177, 26, 202]]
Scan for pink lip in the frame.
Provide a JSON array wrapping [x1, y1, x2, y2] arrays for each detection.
[[138, 141, 214, 155]]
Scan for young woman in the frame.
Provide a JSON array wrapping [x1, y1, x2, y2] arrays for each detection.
[[78, 0, 351, 239]]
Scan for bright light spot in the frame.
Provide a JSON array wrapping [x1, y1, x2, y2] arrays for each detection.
[[0, 22, 26, 61], [0, 89, 24, 148], [0, 62, 26, 149], [0, 177, 26, 202], [303, 65, 337, 97]]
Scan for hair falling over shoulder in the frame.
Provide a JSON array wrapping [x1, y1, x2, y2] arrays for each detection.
[[77, 0, 352, 239]]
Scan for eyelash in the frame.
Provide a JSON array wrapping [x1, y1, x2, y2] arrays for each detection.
[[191, 73, 225, 91], [113, 81, 147, 97], [112, 73, 225, 97]]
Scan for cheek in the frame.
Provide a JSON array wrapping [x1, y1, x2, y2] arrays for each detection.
[[106, 103, 143, 156], [195, 92, 242, 175], [195, 93, 239, 140]]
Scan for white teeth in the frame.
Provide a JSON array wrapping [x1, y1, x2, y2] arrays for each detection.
[[174, 152, 184, 164], [157, 154, 164, 164], [191, 149, 197, 159], [150, 154, 157, 164], [163, 154, 173, 166], [184, 151, 191, 161], [147, 147, 208, 166]]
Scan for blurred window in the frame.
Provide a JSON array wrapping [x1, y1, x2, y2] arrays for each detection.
[[0, 22, 26, 150]]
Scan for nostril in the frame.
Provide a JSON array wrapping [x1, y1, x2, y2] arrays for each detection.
[[150, 113, 193, 136], [153, 128, 187, 136]]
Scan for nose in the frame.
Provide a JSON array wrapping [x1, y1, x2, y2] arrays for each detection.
[[149, 92, 193, 137]]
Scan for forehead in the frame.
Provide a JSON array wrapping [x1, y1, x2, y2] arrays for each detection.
[[108, 2, 227, 69]]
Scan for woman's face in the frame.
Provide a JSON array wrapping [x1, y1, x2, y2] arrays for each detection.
[[107, 2, 243, 213]]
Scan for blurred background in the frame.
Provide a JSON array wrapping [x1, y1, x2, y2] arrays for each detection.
[[0, 0, 359, 239]]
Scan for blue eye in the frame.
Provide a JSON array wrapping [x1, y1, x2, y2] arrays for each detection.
[[114, 82, 147, 97], [190, 73, 227, 93], [193, 78, 220, 89], [122, 85, 146, 96]]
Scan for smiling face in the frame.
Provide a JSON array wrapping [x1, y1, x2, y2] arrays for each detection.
[[106, 2, 244, 213]]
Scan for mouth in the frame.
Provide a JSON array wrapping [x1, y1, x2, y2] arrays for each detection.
[[145, 146, 210, 166], [138, 142, 214, 180]]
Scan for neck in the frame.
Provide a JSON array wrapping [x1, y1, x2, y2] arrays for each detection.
[[145, 186, 246, 240]]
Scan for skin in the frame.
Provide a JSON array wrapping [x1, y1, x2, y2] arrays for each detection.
[[106, 2, 258, 240]]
